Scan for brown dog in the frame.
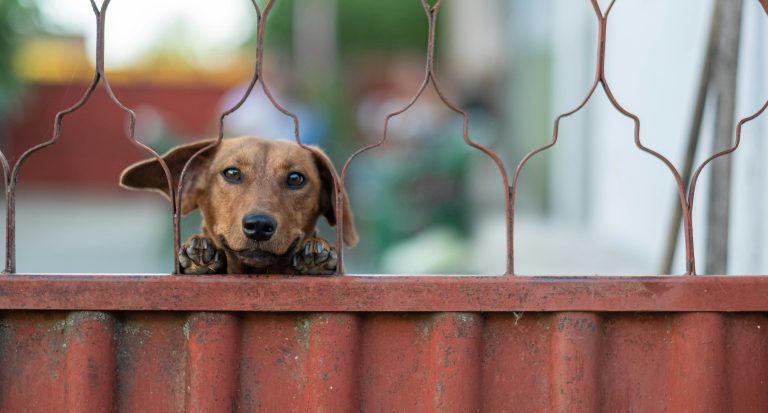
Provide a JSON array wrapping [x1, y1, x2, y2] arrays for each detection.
[[120, 136, 357, 275]]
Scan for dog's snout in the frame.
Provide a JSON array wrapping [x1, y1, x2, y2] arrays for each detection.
[[242, 214, 277, 241]]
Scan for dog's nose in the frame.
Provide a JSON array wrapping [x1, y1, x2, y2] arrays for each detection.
[[242, 214, 277, 241]]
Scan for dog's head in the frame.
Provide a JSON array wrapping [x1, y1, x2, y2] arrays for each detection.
[[120, 136, 357, 268]]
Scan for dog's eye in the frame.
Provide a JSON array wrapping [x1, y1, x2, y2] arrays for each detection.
[[222, 167, 242, 183], [286, 172, 306, 188]]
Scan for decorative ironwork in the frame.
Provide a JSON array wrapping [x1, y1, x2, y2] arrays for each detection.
[[2, 0, 765, 275]]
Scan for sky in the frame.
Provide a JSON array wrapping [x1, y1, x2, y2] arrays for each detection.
[[38, 0, 254, 68]]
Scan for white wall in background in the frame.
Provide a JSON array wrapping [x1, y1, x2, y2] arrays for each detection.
[[549, 0, 768, 274]]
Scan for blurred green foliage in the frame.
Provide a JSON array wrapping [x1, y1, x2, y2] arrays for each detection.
[[0, 0, 37, 116], [258, 0, 442, 156], [336, 0, 431, 54], [264, 0, 431, 55], [354, 137, 472, 268]]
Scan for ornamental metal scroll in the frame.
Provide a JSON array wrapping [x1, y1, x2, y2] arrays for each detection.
[[173, 0, 314, 274], [1, 0, 314, 275], [682, 1, 768, 271], [336, 0, 512, 274], [2, 0, 174, 274], [510, 0, 768, 276]]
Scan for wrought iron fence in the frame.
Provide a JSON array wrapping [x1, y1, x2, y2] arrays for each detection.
[[2, 5, 768, 412], [2, 0, 766, 276]]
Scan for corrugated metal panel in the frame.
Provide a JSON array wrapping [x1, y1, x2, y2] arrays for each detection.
[[1, 310, 767, 412], [1, 276, 768, 412]]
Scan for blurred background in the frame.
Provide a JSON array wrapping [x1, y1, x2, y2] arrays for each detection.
[[0, 0, 766, 275]]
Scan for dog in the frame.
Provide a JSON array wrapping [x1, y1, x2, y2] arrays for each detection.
[[120, 136, 357, 275]]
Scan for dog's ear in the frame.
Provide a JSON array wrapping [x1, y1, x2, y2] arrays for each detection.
[[307, 146, 358, 247], [120, 139, 217, 214]]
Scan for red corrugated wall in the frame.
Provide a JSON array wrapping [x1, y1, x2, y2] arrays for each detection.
[[1, 275, 767, 412]]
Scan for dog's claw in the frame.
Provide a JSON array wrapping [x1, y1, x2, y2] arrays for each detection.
[[179, 235, 226, 275], [202, 239, 215, 263], [302, 242, 313, 265], [326, 250, 337, 270], [178, 249, 192, 269], [315, 242, 329, 263], [186, 238, 201, 262], [292, 237, 337, 275]]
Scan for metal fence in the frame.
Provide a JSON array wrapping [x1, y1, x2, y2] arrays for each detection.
[[1, 2, 768, 412], [2, 0, 766, 276]]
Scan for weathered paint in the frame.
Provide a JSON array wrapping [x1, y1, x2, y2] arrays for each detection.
[[1, 276, 768, 412], [2, 275, 768, 312]]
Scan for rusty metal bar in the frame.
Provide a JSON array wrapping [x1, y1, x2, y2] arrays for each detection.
[[0, 0, 309, 275], [689, 99, 768, 244], [511, 0, 766, 275], [3, 1, 175, 274], [98, 0, 177, 270], [661, 7, 719, 274], [511, 0, 692, 274], [174, 0, 313, 274], [337, 0, 511, 274], [3, 274, 768, 312], [686, 1, 768, 275]]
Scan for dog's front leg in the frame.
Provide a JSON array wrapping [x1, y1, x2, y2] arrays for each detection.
[[178, 235, 226, 274], [291, 236, 338, 275]]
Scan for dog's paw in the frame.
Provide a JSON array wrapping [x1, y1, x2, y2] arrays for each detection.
[[292, 237, 337, 275], [179, 236, 226, 275]]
